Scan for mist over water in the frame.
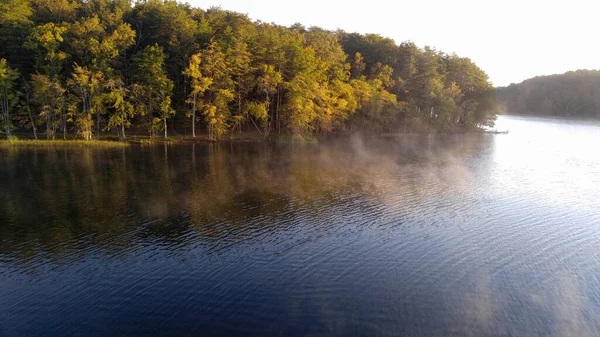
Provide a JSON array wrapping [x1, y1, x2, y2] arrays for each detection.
[[1, 115, 600, 336]]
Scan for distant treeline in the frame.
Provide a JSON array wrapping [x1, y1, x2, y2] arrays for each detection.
[[0, 0, 498, 140], [496, 70, 600, 118]]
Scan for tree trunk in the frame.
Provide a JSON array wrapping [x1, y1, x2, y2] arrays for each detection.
[[276, 87, 280, 135], [28, 107, 37, 140], [164, 117, 167, 138], [250, 116, 263, 136], [238, 81, 242, 117], [149, 111, 154, 138], [5, 115, 10, 139], [2, 96, 9, 139], [46, 114, 51, 140], [265, 91, 270, 137], [23, 80, 37, 140], [237, 85, 242, 137], [192, 96, 196, 138]]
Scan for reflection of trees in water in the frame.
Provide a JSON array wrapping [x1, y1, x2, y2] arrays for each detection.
[[0, 148, 142, 262], [2, 137, 598, 335], [0, 136, 494, 262]]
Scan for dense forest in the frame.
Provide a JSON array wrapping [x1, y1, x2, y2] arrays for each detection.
[[0, 0, 498, 141], [496, 70, 600, 118]]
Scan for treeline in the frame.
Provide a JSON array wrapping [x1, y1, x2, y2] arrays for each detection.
[[497, 70, 600, 118], [0, 0, 498, 141]]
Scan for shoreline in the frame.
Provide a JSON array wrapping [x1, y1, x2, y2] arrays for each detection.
[[0, 128, 507, 148]]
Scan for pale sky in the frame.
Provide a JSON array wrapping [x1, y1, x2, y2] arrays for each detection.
[[186, 0, 599, 87]]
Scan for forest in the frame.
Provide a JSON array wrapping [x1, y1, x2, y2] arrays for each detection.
[[496, 70, 600, 118], [0, 0, 498, 141]]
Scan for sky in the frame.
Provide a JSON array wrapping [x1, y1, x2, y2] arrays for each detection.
[[186, 0, 599, 87]]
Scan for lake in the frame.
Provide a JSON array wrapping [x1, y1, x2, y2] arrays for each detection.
[[1, 115, 600, 336]]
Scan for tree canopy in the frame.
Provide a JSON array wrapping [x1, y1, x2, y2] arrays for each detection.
[[0, 0, 498, 140], [497, 70, 600, 118]]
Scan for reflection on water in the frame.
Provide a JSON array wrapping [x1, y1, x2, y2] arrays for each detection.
[[1, 115, 600, 336]]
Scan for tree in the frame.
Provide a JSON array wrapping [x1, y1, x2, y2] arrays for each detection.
[[31, 0, 79, 24], [24, 23, 69, 78], [0, 0, 34, 68], [105, 77, 134, 139], [31, 74, 65, 139], [68, 64, 103, 140], [66, 14, 135, 136], [243, 101, 267, 133], [349, 76, 399, 133], [0, 59, 19, 138], [226, 37, 252, 125], [203, 89, 233, 140], [183, 53, 212, 137], [131, 44, 174, 138], [18, 76, 39, 139], [67, 15, 135, 70], [125, 0, 199, 112], [497, 70, 600, 119], [256, 64, 282, 135], [0, 0, 498, 140], [199, 40, 233, 140], [350, 52, 366, 79], [0, 0, 32, 26]]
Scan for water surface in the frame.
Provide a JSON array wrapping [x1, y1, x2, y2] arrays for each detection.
[[1, 115, 600, 336]]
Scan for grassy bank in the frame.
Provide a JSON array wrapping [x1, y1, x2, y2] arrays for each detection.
[[0, 135, 259, 148], [2, 129, 499, 148], [0, 139, 130, 148]]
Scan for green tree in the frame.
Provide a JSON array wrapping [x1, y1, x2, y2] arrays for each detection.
[[66, 14, 135, 135], [0, 0, 34, 68], [31, 74, 65, 139], [496, 70, 600, 119], [226, 37, 252, 126], [104, 77, 134, 139], [24, 23, 69, 78], [0, 59, 20, 138], [31, 0, 79, 24], [67, 15, 135, 69], [349, 76, 399, 133], [203, 89, 234, 140], [199, 40, 233, 140], [256, 64, 282, 135], [68, 64, 103, 140], [17, 77, 39, 139], [350, 52, 366, 79], [1, 0, 499, 140], [125, 0, 199, 111], [131, 44, 175, 138], [183, 53, 212, 138], [0, 0, 32, 25]]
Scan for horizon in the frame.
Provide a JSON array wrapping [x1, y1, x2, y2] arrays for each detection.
[[185, 0, 600, 87]]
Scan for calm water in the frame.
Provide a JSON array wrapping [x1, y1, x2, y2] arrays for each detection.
[[1, 115, 600, 336]]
